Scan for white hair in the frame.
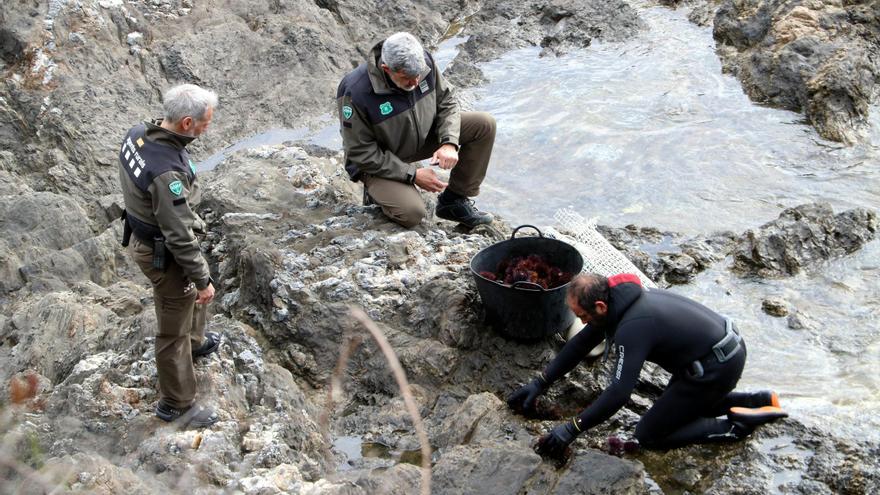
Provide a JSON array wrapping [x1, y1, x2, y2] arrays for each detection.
[[162, 84, 218, 123], [380, 32, 428, 77]]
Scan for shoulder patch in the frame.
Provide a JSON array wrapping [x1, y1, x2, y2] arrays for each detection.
[[379, 102, 393, 115], [342, 105, 353, 119], [189, 159, 197, 174], [169, 180, 183, 196]]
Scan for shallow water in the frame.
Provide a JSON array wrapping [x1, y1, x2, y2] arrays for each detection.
[[471, 7, 880, 234], [465, 5, 879, 443]]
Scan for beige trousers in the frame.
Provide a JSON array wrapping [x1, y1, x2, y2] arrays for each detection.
[[130, 237, 207, 409], [363, 111, 496, 228]]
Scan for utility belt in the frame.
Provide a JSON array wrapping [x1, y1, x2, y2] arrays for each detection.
[[686, 318, 743, 379], [120, 209, 172, 270]]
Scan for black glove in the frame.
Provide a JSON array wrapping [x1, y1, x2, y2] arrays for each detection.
[[535, 417, 582, 463], [506, 376, 547, 415]]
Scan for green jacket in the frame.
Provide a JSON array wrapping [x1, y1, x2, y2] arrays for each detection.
[[119, 120, 211, 289], [337, 40, 460, 183]]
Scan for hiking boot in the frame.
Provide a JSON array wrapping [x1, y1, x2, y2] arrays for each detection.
[[156, 400, 219, 428], [192, 332, 221, 359], [435, 198, 493, 228], [728, 405, 788, 427]]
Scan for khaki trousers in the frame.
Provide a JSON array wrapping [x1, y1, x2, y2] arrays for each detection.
[[363, 111, 496, 228], [129, 237, 207, 409]]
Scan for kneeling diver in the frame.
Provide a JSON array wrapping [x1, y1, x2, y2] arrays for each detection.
[[507, 273, 788, 461]]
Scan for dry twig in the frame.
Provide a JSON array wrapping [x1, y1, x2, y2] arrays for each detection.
[[321, 307, 432, 495]]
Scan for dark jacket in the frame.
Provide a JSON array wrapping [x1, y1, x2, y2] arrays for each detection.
[[119, 120, 210, 289], [336, 39, 460, 182], [544, 274, 732, 430]]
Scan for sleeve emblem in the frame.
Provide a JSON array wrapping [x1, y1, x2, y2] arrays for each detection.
[[342, 105, 353, 119], [169, 180, 183, 196]]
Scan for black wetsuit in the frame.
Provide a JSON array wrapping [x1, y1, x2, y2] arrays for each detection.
[[545, 274, 755, 449]]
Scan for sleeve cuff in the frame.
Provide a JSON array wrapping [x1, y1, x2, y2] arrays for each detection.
[[440, 140, 459, 151]]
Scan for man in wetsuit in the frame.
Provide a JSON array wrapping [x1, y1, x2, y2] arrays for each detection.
[[336, 32, 496, 228], [507, 273, 787, 460], [119, 84, 222, 428]]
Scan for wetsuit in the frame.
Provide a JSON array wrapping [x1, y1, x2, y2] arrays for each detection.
[[544, 274, 755, 449]]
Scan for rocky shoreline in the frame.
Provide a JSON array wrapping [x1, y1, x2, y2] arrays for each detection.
[[2, 0, 879, 493]]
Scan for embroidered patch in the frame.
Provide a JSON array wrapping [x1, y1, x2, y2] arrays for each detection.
[[169, 180, 183, 196], [419, 80, 429, 93], [342, 105, 353, 119], [189, 159, 196, 174], [136, 137, 145, 147], [379, 102, 393, 115]]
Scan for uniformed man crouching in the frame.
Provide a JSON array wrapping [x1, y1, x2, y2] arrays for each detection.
[[119, 83, 222, 428]]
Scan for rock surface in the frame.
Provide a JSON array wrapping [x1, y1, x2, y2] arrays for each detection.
[[732, 202, 877, 277], [713, 0, 880, 144]]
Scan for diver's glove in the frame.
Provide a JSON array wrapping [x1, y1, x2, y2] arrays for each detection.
[[535, 417, 582, 463], [506, 375, 548, 415]]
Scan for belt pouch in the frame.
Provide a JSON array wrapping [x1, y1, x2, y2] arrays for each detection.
[[152, 236, 167, 270]]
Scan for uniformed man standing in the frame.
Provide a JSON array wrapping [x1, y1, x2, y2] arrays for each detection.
[[119, 84, 222, 428]]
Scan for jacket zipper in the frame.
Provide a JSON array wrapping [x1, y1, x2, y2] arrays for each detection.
[[410, 91, 421, 151]]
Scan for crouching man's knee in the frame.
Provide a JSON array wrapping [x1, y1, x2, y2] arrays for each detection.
[[388, 202, 427, 228]]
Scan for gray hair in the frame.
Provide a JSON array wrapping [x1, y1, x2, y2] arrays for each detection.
[[380, 32, 428, 77], [162, 84, 218, 123]]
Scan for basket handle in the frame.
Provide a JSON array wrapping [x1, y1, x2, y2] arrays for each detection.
[[510, 225, 543, 239], [512, 281, 545, 291]]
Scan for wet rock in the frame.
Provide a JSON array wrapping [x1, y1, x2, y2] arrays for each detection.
[[688, 1, 722, 27], [761, 297, 789, 317], [732, 203, 877, 277], [786, 310, 815, 330], [657, 251, 699, 285], [448, 0, 644, 88], [597, 225, 736, 286], [714, 0, 880, 143], [432, 443, 544, 494], [433, 392, 513, 448], [555, 449, 645, 493], [432, 441, 646, 494]]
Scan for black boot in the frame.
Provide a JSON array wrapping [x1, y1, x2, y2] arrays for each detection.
[[156, 400, 219, 428], [192, 331, 222, 359], [435, 191, 493, 228]]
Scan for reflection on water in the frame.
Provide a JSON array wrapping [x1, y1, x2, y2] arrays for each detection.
[[331, 435, 426, 471], [467, 6, 880, 442], [470, 7, 879, 234], [197, 115, 341, 172]]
